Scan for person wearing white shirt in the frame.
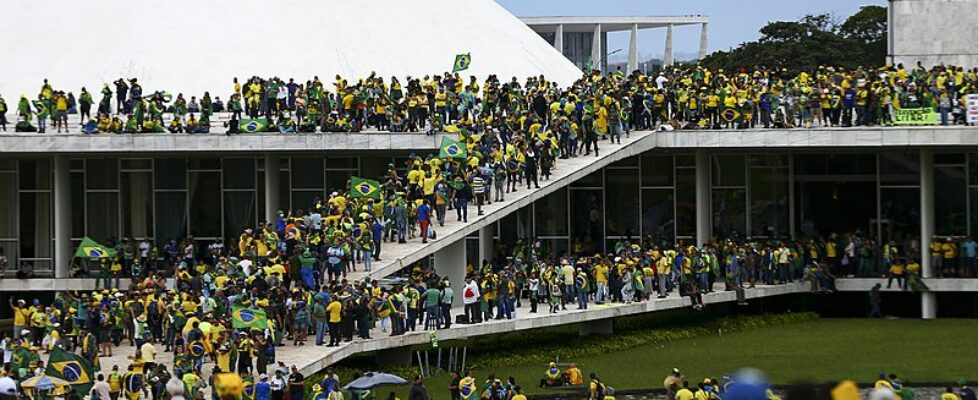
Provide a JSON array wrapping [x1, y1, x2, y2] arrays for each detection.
[[462, 278, 480, 324]]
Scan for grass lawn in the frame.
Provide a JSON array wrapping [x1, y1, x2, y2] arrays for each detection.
[[381, 319, 978, 399]]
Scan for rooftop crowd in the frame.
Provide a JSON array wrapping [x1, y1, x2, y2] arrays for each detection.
[[1, 61, 977, 135]]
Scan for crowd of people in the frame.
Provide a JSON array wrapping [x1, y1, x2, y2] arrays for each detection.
[[2, 61, 977, 135], [1, 64, 966, 400]]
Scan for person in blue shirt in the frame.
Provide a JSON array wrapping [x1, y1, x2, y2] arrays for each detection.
[[417, 199, 432, 244], [963, 236, 977, 277], [841, 88, 856, 127], [371, 219, 384, 261], [256, 374, 272, 400]]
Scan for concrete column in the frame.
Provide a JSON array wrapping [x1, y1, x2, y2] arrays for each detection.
[[664, 24, 674, 67], [554, 24, 564, 55], [695, 150, 711, 247], [591, 24, 602, 73], [434, 238, 466, 307], [698, 22, 709, 60], [919, 149, 937, 319], [264, 154, 281, 224], [578, 319, 613, 336], [53, 155, 71, 278], [627, 23, 639, 73], [478, 224, 494, 265]]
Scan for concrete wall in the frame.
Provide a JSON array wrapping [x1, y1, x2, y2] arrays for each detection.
[[890, 0, 978, 67]]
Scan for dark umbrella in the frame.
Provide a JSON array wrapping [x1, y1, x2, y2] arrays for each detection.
[[343, 372, 408, 390]]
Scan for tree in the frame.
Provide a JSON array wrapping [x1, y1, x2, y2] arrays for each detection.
[[700, 6, 887, 74]]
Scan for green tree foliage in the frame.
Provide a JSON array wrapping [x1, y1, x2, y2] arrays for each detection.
[[701, 6, 887, 73]]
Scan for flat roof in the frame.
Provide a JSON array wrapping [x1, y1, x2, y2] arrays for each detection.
[[2, 126, 977, 155], [520, 15, 708, 32]]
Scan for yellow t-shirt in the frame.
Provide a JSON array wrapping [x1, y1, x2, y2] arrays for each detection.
[[327, 301, 342, 323], [676, 388, 695, 400], [12, 306, 29, 326]]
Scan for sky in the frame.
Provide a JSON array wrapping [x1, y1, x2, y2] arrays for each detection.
[[496, 0, 886, 62]]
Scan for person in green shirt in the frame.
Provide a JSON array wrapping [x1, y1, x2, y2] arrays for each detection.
[[422, 286, 441, 330]]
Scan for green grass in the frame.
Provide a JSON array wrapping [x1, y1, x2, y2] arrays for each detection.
[[378, 319, 978, 399]]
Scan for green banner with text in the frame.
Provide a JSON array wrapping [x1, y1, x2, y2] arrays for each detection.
[[893, 108, 937, 125]]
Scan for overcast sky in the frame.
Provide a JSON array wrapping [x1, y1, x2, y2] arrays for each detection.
[[496, 0, 886, 61]]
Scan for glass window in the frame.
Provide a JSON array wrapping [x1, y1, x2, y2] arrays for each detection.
[[572, 170, 603, 188], [605, 169, 639, 238], [935, 165, 967, 236], [971, 188, 978, 238], [71, 172, 85, 238], [712, 189, 746, 239], [121, 159, 152, 170], [279, 171, 291, 213], [711, 155, 745, 187], [642, 188, 674, 244], [795, 154, 876, 176], [155, 192, 187, 245], [570, 189, 603, 253], [0, 241, 17, 272], [291, 158, 324, 189], [326, 157, 358, 169], [0, 159, 15, 171], [534, 188, 568, 236], [498, 213, 518, 247], [291, 191, 322, 212], [0, 173, 16, 237], [19, 192, 51, 259], [326, 170, 354, 194], [86, 159, 119, 190], [748, 154, 787, 167], [224, 191, 256, 240], [86, 192, 119, 241], [122, 172, 154, 239], [879, 153, 919, 186], [880, 188, 920, 245], [675, 154, 695, 167], [611, 155, 638, 167], [18, 160, 50, 190], [223, 158, 256, 189], [935, 153, 965, 165], [675, 168, 696, 238], [749, 168, 789, 237], [541, 238, 570, 260], [188, 172, 222, 237], [187, 158, 221, 170], [155, 159, 186, 190], [970, 154, 978, 185], [641, 155, 673, 187]]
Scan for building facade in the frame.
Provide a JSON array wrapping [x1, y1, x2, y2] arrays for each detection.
[[3, 145, 974, 281]]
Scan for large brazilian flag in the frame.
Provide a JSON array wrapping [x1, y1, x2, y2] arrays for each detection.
[[232, 305, 269, 330], [350, 177, 382, 200], [45, 347, 95, 396], [240, 117, 269, 133], [439, 136, 467, 159], [74, 236, 116, 259]]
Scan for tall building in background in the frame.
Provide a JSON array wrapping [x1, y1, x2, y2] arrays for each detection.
[[522, 16, 709, 73]]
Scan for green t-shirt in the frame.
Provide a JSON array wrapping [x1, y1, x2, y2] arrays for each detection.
[[423, 288, 441, 308]]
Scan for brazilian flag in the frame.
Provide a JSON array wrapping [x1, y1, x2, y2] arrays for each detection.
[[453, 53, 471, 73], [74, 236, 116, 259], [240, 117, 269, 133], [439, 136, 467, 159], [243, 377, 256, 400], [350, 177, 382, 200], [46, 347, 95, 396], [188, 340, 207, 358], [231, 305, 269, 330]]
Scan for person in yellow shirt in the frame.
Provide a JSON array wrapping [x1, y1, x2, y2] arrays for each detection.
[[942, 386, 961, 400], [887, 259, 906, 290], [326, 298, 342, 347], [9, 299, 30, 339], [675, 381, 695, 400], [942, 239, 958, 277]]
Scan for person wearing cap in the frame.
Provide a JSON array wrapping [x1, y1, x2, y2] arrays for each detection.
[[588, 373, 607, 400], [9, 299, 29, 340], [664, 368, 683, 395]]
